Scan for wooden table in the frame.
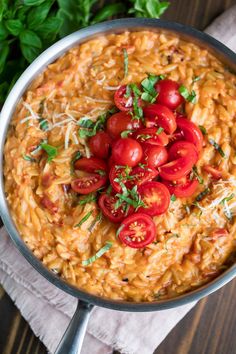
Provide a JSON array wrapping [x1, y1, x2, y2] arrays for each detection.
[[1, 0, 236, 353]]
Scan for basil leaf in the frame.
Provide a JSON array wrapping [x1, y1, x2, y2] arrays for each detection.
[[20, 44, 41, 63], [78, 117, 94, 128], [170, 194, 176, 201], [23, 155, 36, 162], [0, 42, 9, 74], [75, 210, 93, 228], [91, 3, 126, 24], [36, 16, 62, 41], [40, 143, 58, 162], [82, 241, 113, 266], [20, 30, 42, 49], [121, 129, 133, 138], [129, 0, 170, 18], [5, 19, 24, 36], [156, 127, 164, 134], [193, 76, 201, 82], [27, 0, 54, 29], [39, 118, 49, 131], [208, 139, 225, 158], [78, 193, 97, 205], [199, 125, 207, 135], [179, 85, 197, 104], [0, 22, 8, 40], [0, 0, 7, 21], [123, 48, 128, 77], [24, 0, 46, 5], [191, 166, 204, 184], [195, 188, 210, 202]]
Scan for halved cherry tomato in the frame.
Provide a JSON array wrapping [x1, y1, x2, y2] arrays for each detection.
[[106, 111, 143, 139], [118, 213, 156, 248], [98, 194, 134, 223], [128, 166, 159, 189], [109, 165, 131, 193], [159, 156, 194, 181], [142, 145, 168, 168], [144, 104, 177, 134], [71, 174, 106, 194], [133, 127, 169, 146], [138, 181, 170, 216], [114, 85, 142, 112], [155, 79, 184, 110], [74, 157, 107, 173], [168, 140, 198, 164], [112, 138, 143, 167], [203, 165, 222, 180], [162, 178, 199, 198], [176, 117, 203, 153], [88, 131, 112, 159]]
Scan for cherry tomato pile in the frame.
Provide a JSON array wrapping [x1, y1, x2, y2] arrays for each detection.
[[71, 78, 204, 249]]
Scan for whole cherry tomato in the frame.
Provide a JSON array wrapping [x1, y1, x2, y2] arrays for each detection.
[[88, 131, 112, 159], [112, 138, 143, 167], [155, 79, 184, 109], [106, 111, 142, 139]]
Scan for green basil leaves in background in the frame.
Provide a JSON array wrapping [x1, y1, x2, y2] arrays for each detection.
[[0, 0, 170, 105]]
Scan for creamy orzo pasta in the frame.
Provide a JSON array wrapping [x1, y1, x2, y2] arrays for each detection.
[[4, 31, 236, 301]]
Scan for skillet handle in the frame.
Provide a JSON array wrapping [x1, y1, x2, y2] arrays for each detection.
[[54, 300, 94, 354]]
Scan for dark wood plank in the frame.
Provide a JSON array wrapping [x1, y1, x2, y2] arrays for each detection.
[[1, 0, 236, 353]]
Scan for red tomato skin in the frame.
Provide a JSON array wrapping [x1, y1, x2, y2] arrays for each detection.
[[203, 165, 222, 180], [155, 79, 184, 109], [112, 138, 143, 167], [128, 166, 158, 189], [168, 140, 198, 164], [142, 145, 168, 168], [212, 228, 228, 241], [74, 157, 107, 173], [114, 85, 142, 112], [106, 111, 143, 139], [88, 131, 112, 159], [98, 194, 133, 223], [144, 103, 177, 134], [138, 181, 170, 216], [162, 178, 199, 198], [176, 117, 203, 153], [118, 213, 156, 248], [133, 127, 169, 146], [159, 156, 194, 181], [71, 174, 106, 194]]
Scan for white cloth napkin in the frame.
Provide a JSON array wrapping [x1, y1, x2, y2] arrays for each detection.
[[0, 6, 236, 354]]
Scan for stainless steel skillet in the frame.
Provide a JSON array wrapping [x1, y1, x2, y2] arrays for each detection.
[[0, 18, 236, 354]]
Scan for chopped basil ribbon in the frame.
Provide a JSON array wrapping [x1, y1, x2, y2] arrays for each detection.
[[82, 241, 113, 266], [75, 211, 93, 228], [156, 127, 164, 134], [193, 76, 201, 82], [199, 125, 207, 135], [115, 185, 145, 211], [23, 155, 36, 162], [129, 84, 143, 121], [78, 110, 114, 139], [195, 187, 210, 202], [121, 129, 133, 138], [123, 48, 129, 77], [220, 193, 235, 205], [208, 139, 226, 158], [179, 85, 197, 104], [71, 151, 82, 165], [191, 166, 204, 184], [116, 224, 124, 237], [141, 73, 163, 103], [40, 143, 58, 162], [170, 194, 176, 202], [220, 193, 234, 221], [95, 169, 106, 176], [39, 118, 49, 131], [78, 193, 97, 205]]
